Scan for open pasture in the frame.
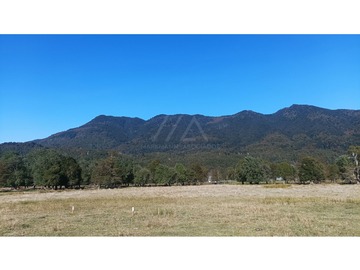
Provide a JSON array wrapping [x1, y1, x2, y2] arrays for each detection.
[[1, 184, 360, 236]]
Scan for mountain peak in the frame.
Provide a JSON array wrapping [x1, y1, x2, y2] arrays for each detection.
[[90, 115, 111, 122], [88, 115, 145, 125], [281, 104, 320, 111], [275, 104, 327, 117]]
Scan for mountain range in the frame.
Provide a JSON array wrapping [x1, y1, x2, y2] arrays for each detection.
[[1, 105, 360, 164]]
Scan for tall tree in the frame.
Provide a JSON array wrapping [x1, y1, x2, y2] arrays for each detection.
[[134, 166, 151, 186], [348, 146, 360, 183], [298, 157, 325, 184], [335, 155, 352, 181], [236, 156, 265, 184], [92, 155, 135, 187], [63, 157, 82, 188], [147, 159, 161, 184], [114, 157, 134, 186], [326, 164, 340, 183], [174, 163, 188, 185], [29, 150, 66, 189], [189, 164, 207, 184], [92, 156, 119, 188]]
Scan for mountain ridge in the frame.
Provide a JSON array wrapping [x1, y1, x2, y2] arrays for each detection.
[[1, 104, 360, 163]]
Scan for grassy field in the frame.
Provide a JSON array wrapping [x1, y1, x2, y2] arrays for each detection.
[[1, 184, 360, 236]]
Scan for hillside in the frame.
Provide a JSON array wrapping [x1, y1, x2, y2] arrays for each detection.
[[2, 104, 360, 163], [35, 115, 145, 149]]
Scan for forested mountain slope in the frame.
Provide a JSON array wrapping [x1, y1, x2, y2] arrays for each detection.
[[2, 105, 360, 163]]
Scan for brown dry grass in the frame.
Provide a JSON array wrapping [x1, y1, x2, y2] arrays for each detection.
[[1, 184, 360, 236]]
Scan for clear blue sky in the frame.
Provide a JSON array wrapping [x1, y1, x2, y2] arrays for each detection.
[[1, 35, 359, 143]]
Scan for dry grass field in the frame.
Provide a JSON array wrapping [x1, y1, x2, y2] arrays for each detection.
[[1, 184, 360, 236]]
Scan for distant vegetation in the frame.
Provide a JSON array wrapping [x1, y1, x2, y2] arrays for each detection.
[[1, 145, 359, 189]]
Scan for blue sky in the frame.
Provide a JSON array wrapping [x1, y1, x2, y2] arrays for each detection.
[[0, 35, 359, 143]]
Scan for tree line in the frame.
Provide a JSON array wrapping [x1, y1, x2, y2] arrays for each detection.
[[226, 145, 359, 184], [0, 146, 359, 189], [0, 149, 82, 189]]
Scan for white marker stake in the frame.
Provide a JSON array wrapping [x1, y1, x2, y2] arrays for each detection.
[[132, 207, 135, 216], [71, 206, 75, 213]]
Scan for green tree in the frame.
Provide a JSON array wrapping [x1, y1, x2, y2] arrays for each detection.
[[271, 162, 296, 183], [91, 155, 134, 188], [92, 157, 120, 188], [0, 152, 32, 188], [298, 157, 325, 184], [154, 164, 176, 186], [78, 158, 97, 185], [147, 159, 161, 184], [348, 145, 360, 183], [0, 161, 6, 187], [174, 163, 188, 185], [28, 149, 83, 189], [134, 166, 151, 186], [348, 145, 360, 156], [63, 157, 82, 188], [189, 164, 207, 184], [336, 155, 350, 174], [114, 157, 134, 186], [326, 164, 340, 183], [335, 155, 352, 181], [28, 149, 67, 189], [226, 167, 236, 180], [209, 168, 222, 183], [236, 156, 265, 184]]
